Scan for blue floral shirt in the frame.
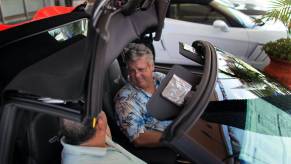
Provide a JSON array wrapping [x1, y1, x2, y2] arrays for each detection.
[[114, 72, 172, 142]]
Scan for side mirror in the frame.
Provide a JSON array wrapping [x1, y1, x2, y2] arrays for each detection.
[[213, 20, 229, 32], [234, 3, 239, 8]]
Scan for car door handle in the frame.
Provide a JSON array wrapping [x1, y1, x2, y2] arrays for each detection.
[[160, 39, 166, 51]]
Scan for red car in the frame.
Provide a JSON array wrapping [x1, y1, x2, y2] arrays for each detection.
[[0, 6, 75, 31]]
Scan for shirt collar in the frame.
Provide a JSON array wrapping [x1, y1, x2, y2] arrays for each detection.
[[61, 137, 107, 156], [129, 72, 162, 97]]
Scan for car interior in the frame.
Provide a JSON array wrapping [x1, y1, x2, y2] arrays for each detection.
[[0, 44, 230, 164], [0, 1, 234, 164]]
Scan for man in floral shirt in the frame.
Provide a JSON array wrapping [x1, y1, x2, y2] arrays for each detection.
[[115, 43, 172, 147]]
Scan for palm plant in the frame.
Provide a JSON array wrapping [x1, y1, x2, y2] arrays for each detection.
[[262, 0, 291, 36], [262, 0, 291, 62]]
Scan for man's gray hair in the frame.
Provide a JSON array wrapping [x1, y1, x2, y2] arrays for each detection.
[[61, 118, 96, 145], [124, 43, 154, 65]]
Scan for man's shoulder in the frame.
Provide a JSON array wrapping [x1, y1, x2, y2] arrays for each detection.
[[115, 83, 136, 100], [153, 72, 166, 82], [154, 72, 166, 77]]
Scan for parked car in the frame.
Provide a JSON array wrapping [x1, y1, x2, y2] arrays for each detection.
[[0, 1, 290, 164], [154, 0, 287, 69], [0, 6, 76, 31]]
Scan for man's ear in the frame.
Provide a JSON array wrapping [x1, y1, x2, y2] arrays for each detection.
[[149, 63, 154, 72], [96, 112, 107, 134], [89, 112, 107, 147]]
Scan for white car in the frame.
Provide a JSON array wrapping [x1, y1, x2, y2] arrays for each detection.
[[154, 0, 287, 69]]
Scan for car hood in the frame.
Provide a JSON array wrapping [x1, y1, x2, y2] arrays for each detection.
[[215, 49, 291, 101]]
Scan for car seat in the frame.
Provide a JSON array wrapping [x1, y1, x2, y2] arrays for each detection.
[[102, 59, 129, 145], [12, 111, 62, 164], [26, 113, 62, 164]]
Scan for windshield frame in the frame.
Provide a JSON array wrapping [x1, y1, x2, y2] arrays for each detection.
[[211, 0, 256, 28]]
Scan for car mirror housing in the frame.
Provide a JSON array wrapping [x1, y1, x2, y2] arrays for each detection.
[[213, 20, 229, 32]]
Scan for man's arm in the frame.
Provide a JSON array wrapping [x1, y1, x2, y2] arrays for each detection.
[[133, 130, 162, 147]]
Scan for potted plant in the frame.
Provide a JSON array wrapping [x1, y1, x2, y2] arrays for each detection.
[[261, 0, 291, 89]]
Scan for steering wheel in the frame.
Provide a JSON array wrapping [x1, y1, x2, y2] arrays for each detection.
[[147, 40, 219, 163]]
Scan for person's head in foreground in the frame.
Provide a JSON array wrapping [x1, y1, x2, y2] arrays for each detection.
[[61, 111, 108, 147], [61, 112, 145, 164]]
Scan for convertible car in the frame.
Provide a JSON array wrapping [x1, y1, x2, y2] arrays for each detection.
[[154, 0, 287, 70], [0, 1, 290, 164]]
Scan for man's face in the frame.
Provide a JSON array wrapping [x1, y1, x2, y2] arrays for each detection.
[[128, 56, 154, 90]]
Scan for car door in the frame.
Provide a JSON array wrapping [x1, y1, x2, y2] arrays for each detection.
[[0, 8, 93, 163], [0, 1, 173, 163], [154, 2, 249, 65]]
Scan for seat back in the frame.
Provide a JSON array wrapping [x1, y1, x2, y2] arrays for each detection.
[[102, 60, 130, 145], [12, 111, 62, 164], [26, 113, 62, 164], [103, 60, 125, 123]]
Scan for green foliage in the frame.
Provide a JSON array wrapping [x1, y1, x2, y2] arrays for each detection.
[[263, 38, 291, 61], [261, 0, 291, 61], [262, 0, 291, 34]]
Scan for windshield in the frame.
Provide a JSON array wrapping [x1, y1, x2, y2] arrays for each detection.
[[228, 96, 291, 163], [212, 0, 256, 28], [216, 51, 290, 100], [206, 51, 291, 163]]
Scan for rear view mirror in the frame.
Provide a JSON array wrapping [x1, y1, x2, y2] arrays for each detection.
[[179, 42, 204, 65]]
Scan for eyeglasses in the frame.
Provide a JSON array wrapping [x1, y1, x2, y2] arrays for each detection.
[[128, 67, 148, 75]]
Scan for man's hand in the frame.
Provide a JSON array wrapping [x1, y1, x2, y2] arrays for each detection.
[[133, 131, 163, 147]]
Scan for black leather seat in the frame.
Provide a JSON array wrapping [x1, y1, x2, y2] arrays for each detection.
[[13, 111, 62, 164], [26, 114, 62, 164], [102, 59, 130, 145]]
